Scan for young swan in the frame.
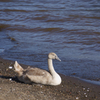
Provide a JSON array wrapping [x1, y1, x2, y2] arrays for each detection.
[[14, 52, 61, 86]]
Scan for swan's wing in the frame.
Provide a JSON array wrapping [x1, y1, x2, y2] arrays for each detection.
[[25, 68, 52, 84], [25, 68, 49, 76]]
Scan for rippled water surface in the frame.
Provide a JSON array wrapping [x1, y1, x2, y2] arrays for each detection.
[[0, 0, 100, 81]]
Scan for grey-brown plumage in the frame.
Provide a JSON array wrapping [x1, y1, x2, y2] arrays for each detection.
[[14, 52, 61, 85]]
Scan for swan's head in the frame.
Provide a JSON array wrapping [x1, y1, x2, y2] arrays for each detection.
[[14, 61, 23, 75], [48, 52, 61, 61]]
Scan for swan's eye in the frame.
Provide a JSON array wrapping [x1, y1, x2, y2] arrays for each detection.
[[53, 55, 55, 56], [52, 54, 55, 56]]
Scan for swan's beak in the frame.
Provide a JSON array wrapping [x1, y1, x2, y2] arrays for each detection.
[[56, 56, 61, 61]]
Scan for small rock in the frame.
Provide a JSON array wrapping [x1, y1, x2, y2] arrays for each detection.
[[83, 88, 85, 91], [84, 93, 86, 95], [76, 97, 79, 99], [40, 86, 42, 88], [87, 89, 89, 92], [9, 66, 13, 69], [85, 95, 87, 97], [41, 91, 43, 94], [9, 78, 12, 81], [13, 89, 15, 91]]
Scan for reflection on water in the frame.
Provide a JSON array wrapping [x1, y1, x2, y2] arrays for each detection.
[[0, 0, 100, 81]]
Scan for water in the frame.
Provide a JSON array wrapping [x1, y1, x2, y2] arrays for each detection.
[[0, 0, 100, 82]]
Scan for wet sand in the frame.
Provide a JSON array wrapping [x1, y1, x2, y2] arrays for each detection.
[[0, 58, 100, 100]]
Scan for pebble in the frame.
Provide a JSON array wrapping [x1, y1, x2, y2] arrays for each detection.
[[87, 88, 90, 92], [83, 88, 85, 91], [41, 91, 43, 94], [76, 97, 79, 99], [40, 86, 42, 88], [85, 95, 88, 97], [9, 66, 13, 69], [78, 91, 80, 93], [13, 89, 15, 91], [87, 89, 89, 92], [84, 93, 86, 95], [9, 78, 12, 81]]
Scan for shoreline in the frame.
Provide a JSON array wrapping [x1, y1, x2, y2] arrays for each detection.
[[0, 58, 100, 100]]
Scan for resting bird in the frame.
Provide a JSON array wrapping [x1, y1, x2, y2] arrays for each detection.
[[14, 52, 61, 86]]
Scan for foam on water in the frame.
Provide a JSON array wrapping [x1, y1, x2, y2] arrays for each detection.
[[0, 49, 5, 53]]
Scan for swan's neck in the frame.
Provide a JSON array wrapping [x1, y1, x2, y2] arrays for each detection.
[[48, 58, 57, 76], [48, 58, 61, 85]]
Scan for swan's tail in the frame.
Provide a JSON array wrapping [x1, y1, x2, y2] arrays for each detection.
[[14, 61, 23, 75]]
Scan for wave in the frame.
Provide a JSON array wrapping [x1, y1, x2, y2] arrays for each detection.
[[1, 9, 30, 12], [0, 24, 11, 31], [0, 49, 5, 53], [0, 0, 12, 2]]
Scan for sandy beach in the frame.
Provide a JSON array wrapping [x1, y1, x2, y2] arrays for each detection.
[[0, 58, 100, 100]]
